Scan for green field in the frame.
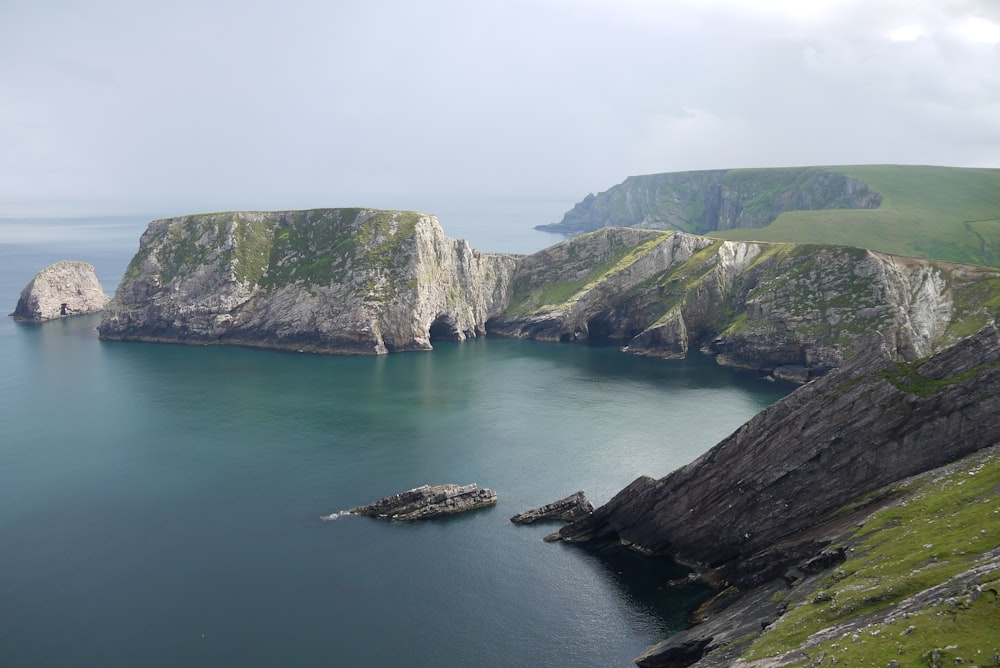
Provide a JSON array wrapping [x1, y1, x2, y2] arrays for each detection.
[[713, 165, 1000, 268]]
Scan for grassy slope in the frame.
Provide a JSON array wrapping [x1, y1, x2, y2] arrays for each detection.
[[739, 446, 1000, 667], [712, 166, 1000, 268]]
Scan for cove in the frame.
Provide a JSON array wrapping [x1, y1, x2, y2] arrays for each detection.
[[1, 217, 795, 667]]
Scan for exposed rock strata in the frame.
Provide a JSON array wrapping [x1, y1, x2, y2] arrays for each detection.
[[99, 209, 1000, 375], [490, 227, 999, 376], [98, 209, 518, 354], [554, 325, 1000, 577], [546, 325, 1000, 664], [509, 491, 594, 524], [637, 450, 1000, 668], [349, 484, 497, 521], [11, 261, 110, 322]]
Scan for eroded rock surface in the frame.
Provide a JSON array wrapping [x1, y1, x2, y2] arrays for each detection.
[[98, 209, 518, 354], [490, 227, 998, 377], [11, 261, 110, 322], [509, 491, 594, 524], [348, 483, 497, 521], [554, 324, 1000, 583]]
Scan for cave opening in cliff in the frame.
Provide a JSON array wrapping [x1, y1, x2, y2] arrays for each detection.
[[428, 315, 460, 341], [586, 315, 624, 342]]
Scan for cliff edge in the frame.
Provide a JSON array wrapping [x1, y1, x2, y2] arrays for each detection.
[[98, 209, 518, 354], [551, 325, 1000, 665], [490, 228, 1000, 378]]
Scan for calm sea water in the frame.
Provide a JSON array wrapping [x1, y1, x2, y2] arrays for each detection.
[[0, 214, 793, 667]]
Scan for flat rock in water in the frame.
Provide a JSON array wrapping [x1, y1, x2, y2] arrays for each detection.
[[11, 261, 110, 322], [510, 491, 595, 524], [348, 483, 497, 521]]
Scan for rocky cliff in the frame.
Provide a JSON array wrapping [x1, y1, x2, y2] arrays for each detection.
[[98, 209, 519, 354], [11, 260, 110, 322], [536, 168, 882, 236], [490, 228, 1000, 379], [100, 210, 1000, 375], [551, 324, 1000, 666]]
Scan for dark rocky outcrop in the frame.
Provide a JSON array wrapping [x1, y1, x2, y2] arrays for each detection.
[[547, 324, 1000, 665], [537, 168, 882, 236], [11, 261, 110, 322], [348, 484, 497, 521], [509, 491, 594, 524], [553, 324, 1000, 582]]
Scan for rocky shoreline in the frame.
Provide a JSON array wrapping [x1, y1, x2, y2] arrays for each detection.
[[549, 324, 1000, 666], [93, 209, 1000, 379]]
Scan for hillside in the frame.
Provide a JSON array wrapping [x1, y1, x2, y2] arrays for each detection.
[[551, 324, 1000, 667], [538, 165, 1000, 268], [490, 227, 1000, 380]]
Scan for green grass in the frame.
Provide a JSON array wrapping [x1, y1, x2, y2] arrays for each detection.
[[741, 450, 1000, 665], [504, 231, 672, 317], [714, 166, 1000, 268]]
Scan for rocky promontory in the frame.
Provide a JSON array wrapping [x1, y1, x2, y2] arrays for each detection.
[[98, 209, 518, 354], [489, 227, 1000, 377], [11, 260, 110, 322], [549, 324, 1000, 666], [536, 167, 882, 236], [95, 208, 1000, 378]]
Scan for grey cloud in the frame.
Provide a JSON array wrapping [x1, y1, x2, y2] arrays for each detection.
[[1, 0, 997, 217]]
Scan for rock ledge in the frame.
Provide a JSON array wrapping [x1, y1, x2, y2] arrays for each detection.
[[510, 491, 594, 524], [348, 483, 497, 521]]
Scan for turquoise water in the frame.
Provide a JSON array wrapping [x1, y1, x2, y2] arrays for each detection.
[[0, 217, 794, 667]]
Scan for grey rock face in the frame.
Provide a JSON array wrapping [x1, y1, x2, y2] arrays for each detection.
[[555, 325, 1000, 586], [491, 228, 999, 377], [98, 209, 518, 354], [509, 491, 595, 524], [99, 208, 1000, 377], [11, 261, 110, 322], [348, 484, 497, 521]]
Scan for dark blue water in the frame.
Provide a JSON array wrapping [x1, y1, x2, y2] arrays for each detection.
[[0, 216, 794, 667]]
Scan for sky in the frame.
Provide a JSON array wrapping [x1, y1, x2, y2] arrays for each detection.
[[2, 0, 999, 221]]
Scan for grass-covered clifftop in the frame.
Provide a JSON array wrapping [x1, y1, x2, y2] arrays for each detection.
[[540, 165, 1000, 269]]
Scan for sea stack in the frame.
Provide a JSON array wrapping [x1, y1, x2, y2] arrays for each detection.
[[11, 261, 110, 322]]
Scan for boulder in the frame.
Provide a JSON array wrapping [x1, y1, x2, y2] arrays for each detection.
[[510, 491, 594, 524], [348, 483, 497, 521], [11, 261, 110, 322]]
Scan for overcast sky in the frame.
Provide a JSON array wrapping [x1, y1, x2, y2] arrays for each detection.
[[2, 0, 999, 221]]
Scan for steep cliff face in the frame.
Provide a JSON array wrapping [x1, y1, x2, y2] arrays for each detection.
[[491, 228, 1000, 378], [555, 324, 1000, 583], [11, 260, 110, 322], [98, 209, 518, 354], [537, 168, 881, 236]]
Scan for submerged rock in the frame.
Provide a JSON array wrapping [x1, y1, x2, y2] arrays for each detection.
[[510, 491, 594, 524], [348, 483, 497, 521], [11, 261, 110, 322]]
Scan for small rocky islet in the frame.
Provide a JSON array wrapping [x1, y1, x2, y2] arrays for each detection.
[[10, 260, 110, 322]]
